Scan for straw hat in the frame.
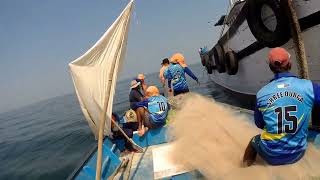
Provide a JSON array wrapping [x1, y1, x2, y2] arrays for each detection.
[[124, 109, 137, 122]]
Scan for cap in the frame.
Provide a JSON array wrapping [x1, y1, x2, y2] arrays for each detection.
[[130, 80, 140, 89], [137, 73, 145, 80], [161, 58, 170, 65], [171, 53, 187, 67], [268, 47, 290, 67], [146, 86, 160, 97]]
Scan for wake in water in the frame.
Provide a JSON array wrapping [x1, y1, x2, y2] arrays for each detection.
[[168, 93, 320, 180]]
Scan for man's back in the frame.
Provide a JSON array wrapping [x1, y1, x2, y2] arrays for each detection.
[[129, 88, 144, 110], [147, 95, 169, 125], [256, 75, 314, 156], [164, 64, 188, 91]]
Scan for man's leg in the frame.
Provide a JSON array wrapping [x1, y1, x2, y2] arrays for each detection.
[[243, 136, 258, 167], [136, 107, 145, 130], [136, 107, 149, 136]]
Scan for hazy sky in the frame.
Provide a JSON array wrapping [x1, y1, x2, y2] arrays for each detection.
[[0, 0, 227, 113]]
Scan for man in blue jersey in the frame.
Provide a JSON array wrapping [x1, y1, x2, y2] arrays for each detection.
[[135, 86, 170, 136], [243, 47, 320, 167], [164, 53, 199, 96]]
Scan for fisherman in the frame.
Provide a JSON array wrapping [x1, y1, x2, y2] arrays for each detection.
[[135, 86, 170, 136], [243, 47, 320, 167], [159, 58, 173, 97], [111, 113, 135, 152], [164, 53, 199, 96], [129, 79, 144, 110], [136, 74, 148, 95], [159, 58, 170, 85]]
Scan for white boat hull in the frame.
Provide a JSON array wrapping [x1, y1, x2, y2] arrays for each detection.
[[206, 0, 320, 95]]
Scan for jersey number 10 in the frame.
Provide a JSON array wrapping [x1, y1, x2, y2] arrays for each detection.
[[157, 102, 166, 111]]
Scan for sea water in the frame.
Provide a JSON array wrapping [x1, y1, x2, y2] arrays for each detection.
[[0, 64, 255, 179]]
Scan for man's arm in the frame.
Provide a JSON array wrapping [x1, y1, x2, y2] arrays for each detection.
[[313, 82, 320, 106], [136, 99, 149, 109], [164, 68, 172, 89], [254, 101, 265, 129], [184, 67, 198, 81]]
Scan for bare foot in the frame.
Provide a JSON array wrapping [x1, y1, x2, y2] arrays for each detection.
[[138, 128, 145, 136]]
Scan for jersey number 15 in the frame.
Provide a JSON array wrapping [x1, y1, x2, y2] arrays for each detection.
[[275, 106, 298, 134]]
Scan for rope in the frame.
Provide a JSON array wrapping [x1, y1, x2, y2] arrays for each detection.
[[284, 0, 309, 79]]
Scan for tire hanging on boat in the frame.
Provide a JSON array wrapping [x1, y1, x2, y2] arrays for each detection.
[[213, 44, 226, 73], [225, 50, 238, 75], [200, 54, 206, 66], [206, 49, 215, 74], [246, 0, 291, 48]]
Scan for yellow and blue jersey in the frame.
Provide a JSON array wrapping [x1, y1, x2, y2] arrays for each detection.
[[136, 95, 169, 126], [255, 72, 320, 164]]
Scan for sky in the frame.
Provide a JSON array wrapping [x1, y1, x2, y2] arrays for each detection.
[[0, 0, 227, 113]]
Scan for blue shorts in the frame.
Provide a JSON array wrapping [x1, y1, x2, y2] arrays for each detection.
[[144, 112, 164, 129], [174, 88, 189, 96], [251, 135, 305, 165]]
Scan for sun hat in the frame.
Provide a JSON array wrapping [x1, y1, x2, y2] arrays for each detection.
[[170, 53, 187, 67], [268, 47, 290, 67], [146, 86, 160, 97], [130, 80, 140, 89]]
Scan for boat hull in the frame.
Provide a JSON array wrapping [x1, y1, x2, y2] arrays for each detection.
[[204, 0, 320, 95]]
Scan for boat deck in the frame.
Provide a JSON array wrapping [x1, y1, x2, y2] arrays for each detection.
[[127, 143, 203, 180], [71, 103, 320, 180]]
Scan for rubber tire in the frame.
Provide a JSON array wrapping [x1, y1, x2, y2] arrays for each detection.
[[205, 59, 213, 74], [225, 50, 238, 75], [200, 54, 206, 66], [213, 44, 226, 73], [246, 0, 291, 48]]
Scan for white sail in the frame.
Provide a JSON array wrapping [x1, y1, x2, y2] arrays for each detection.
[[69, 0, 134, 138]]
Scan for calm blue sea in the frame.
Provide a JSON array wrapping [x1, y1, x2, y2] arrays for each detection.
[[0, 63, 254, 180]]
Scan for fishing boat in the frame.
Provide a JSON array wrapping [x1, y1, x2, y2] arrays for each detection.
[[199, 0, 320, 96], [66, 1, 320, 179], [67, 1, 202, 179]]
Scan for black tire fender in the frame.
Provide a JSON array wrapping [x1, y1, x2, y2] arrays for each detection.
[[225, 50, 238, 75], [200, 54, 206, 66], [213, 44, 226, 73], [246, 0, 291, 48]]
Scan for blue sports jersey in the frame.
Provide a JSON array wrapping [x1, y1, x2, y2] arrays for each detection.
[[136, 95, 169, 125], [255, 73, 315, 159], [164, 64, 188, 92]]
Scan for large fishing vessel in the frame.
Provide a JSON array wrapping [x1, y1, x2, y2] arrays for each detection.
[[199, 0, 320, 95]]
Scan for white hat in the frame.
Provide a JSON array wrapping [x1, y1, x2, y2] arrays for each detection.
[[130, 80, 141, 89]]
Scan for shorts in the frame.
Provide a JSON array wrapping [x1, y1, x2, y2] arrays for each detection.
[[250, 135, 305, 165], [174, 88, 189, 96], [143, 112, 163, 129]]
